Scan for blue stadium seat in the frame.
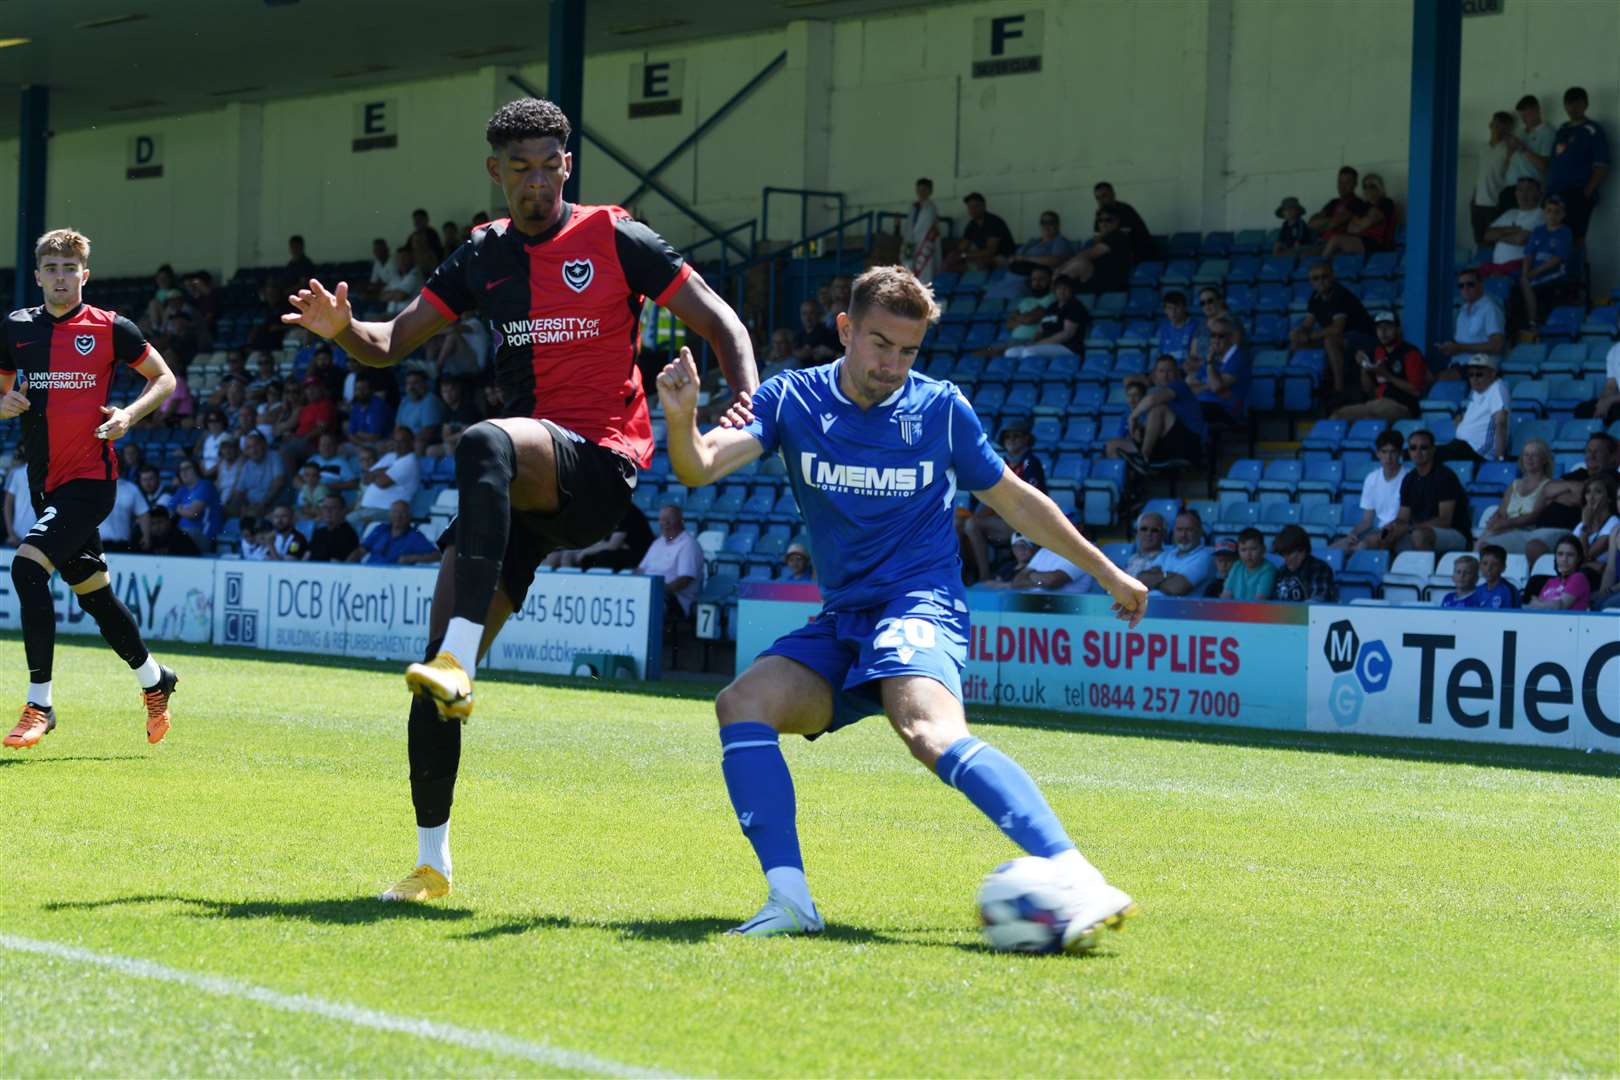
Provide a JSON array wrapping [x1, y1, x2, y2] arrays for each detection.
[[1548, 375, 1598, 413], [1217, 458, 1263, 497], [1301, 419, 1348, 454], [1192, 259, 1230, 286], [1512, 380, 1550, 418], [1298, 459, 1344, 495], [1142, 497, 1180, 526], [1085, 320, 1123, 349], [1117, 319, 1155, 348], [1509, 416, 1556, 455], [1587, 338, 1617, 374], [1231, 229, 1268, 254], [1225, 282, 1257, 313], [1543, 305, 1584, 340], [1201, 231, 1234, 256], [684, 487, 716, 517], [1466, 460, 1515, 496], [1256, 459, 1304, 496], [1211, 500, 1260, 540], [1260, 501, 1302, 531], [1167, 232, 1202, 259], [1503, 342, 1549, 376], [1302, 499, 1342, 539], [1101, 542, 1133, 567], [1340, 418, 1389, 454], [1362, 251, 1401, 279], [1032, 416, 1062, 446], [1005, 383, 1038, 413], [1444, 459, 1476, 487], [1129, 262, 1165, 287], [1257, 255, 1295, 283], [1124, 287, 1159, 318], [1069, 384, 1105, 416], [1160, 259, 1197, 287], [1049, 453, 1089, 488], [1331, 253, 1365, 280], [1111, 349, 1149, 377], [1338, 549, 1389, 589], [1058, 418, 1097, 451], [1251, 313, 1289, 346], [1090, 292, 1127, 319], [1552, 418, 1603, 452], [1226, 255, 1261, 285]]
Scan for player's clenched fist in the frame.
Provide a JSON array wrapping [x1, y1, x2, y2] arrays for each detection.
[[1104, 572, 1150, 629], [656, 346, 701, 418], [0, 389, 31, 420]]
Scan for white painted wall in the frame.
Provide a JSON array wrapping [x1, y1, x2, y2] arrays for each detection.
[[6, 0, 1620, 294]]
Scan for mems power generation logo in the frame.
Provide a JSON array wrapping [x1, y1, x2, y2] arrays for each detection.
[[1322, 619, 1392, 726]]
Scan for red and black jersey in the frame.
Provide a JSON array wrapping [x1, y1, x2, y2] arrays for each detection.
[[2, 303, 150, 493], [419, 203, 692, 468]]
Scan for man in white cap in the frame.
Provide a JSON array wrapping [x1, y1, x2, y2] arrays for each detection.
[[1437, 354, 1511, 464], [1008, 533, 1093, 592]]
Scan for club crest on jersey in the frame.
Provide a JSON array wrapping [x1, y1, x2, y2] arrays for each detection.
[[893, 411, 924, 445], [73, 334, 95, 356], [562, 258, 594, 293]]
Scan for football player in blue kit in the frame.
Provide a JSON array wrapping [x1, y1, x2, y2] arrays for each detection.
[[656, 265, 1150, 951]]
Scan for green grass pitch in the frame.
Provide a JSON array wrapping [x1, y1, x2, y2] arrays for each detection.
[[2, 635, 1615, 1077]]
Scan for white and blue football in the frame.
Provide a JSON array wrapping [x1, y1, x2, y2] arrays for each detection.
[[976, 856, 1074, 954]]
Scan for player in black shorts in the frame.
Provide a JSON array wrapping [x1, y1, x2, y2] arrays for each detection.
[[282, 98, 758, 901], [1, 228, 181, 749]]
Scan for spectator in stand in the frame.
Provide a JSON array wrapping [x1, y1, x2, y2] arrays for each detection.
[[300, 341, 346, 397], [1474, 544, 1520, 608], [1271, 525, 1338, 602], [1057, 208, 1132, 296], [119, 443, 145, 479], [822, 276, 852, 330], [1204, 540, 1237, 598], [1527, 433, 1618, 544], [306, 494, 361, 562], [1597, 538, 1620, 609], [480, 382, 504, 419], [1331, 310, 1430, 422], [794, 299, 840, 365], [158, 304, 202, 380], [902, 177, 941, 283], [396, 370, 447, 439], [424, 421, 467, 461], [760, 329, 797, 378], [946, 192, 1015, 273], [1546, 86, 1609, 241], [1385, 429, 1471, 552], [279, 377, 337, 472], [364, 237, 393, 298], [353, 500, 439, 566], [408, 208, 444, 264], [142, 506, 200, 557], [1187, 316, 1250, 425], [247, 349, 280, 397], [980, 266, 1055, 356], [1518, 195, 1575, 335], [2, 447, 33, 546], [426, 310, 491, 377], [1189, 287, 1247, 364], [1435, 268, 1507, 379], [1502, 94, 1556, 206], [1321, 173, 1398, 256], [984, 532, 1036, 585], [1009, 211, 1075, 273], [1528, 534, 1592, 610], [266, 505, 306, 560], [213, 436, 244, 511], [193, 410, 232, 479], [1092, 182, 1155, 261], [438, 377, 484, 427], [1440, 554, 1484, 608], [141, 264, 184, 337], [1333, 430, 1411, 552], [1138, 510, 1214, 596], [1307, 166, 1368, 250], [228, 432, 286, 519], [442, 220, 462, 253], [344, 373, 394, 449], [781, 541, 814, 582], [1105, 354, 1206, 470], [1273, 196, 1313, 255], [1565, 476, 1619, 573], [183, 271, 218, 341], [1222, 528, 1277, 600], [379, 246, 423, 317], [1468, 111, 1518, 245], [354, 427, 421, 527], [1474, 438, 1555, 552], [1578, 341, 1620, 425], [1437, 354, 1510, 464], [306, 431, 358, 496], [98, 465, 143, 553], [287, 234, 316, 283], [1007, 535, 1091, 592], [638, 504, 704, 616], [1124, 512, 1167, 578], [1479, 176, 1545, 279], [1004, 274, 1088, 360], [960, 418, 1045, 584], [132, 464, 170, 546], [239, 519, 275, 561], [1291, 260, 1377, 402], [167, 458, 221, 552], [293, 461, 329, 523], [1155, 291, 1198, 360]]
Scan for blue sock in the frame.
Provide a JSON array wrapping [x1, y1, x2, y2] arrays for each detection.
[[720, 722, 803, 872], [935, 737, 1076, 858]]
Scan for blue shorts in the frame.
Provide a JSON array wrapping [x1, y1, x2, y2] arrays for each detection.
[[760, 586, 970, 736]]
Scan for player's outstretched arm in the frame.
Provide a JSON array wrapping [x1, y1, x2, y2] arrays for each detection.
[[281, 280, 449, 368], [96, 348, 177, 440], [975, 469, 1149, 628], [663, 274, 759, 428], [656, 347, 763, 487]]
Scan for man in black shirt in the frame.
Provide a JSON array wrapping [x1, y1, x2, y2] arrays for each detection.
[[1058, 211, 1132, 296], [144, 507, 201, 557], [1092, 182, 1156, 262], [1380, 430, 1470, 552], [305, 493, 360, 562], [947, 192, 1015, 272], [1290, 260, 1376, 401], [793, 299, 839, 365]]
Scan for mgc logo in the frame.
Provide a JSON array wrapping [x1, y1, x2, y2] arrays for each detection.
[[1322, 619, 1391, 726]]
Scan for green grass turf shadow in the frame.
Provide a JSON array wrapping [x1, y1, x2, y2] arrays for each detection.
[[0, 754, 146, 767], [44, 894, 473, 925]]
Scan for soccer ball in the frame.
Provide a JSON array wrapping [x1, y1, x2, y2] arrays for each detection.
[[976, 856, 1077, 954]]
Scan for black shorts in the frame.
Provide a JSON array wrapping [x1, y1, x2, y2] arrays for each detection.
[[1152, 417, 1204, 464], [438, 420, 637, 607], [26, 478, 114, 584]]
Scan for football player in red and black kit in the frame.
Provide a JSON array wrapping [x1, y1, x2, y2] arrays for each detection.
[[282, 98, 758, 901], [0, 228, 181, 749]]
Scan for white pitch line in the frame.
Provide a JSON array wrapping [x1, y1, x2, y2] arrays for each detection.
[[0, 932, 680, 1078]]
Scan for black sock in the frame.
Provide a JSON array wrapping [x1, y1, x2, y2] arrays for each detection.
[[451, 422, 515, 623], [408, 637, 461, 827], [11, 558, 55, 688], [74, 585, 150, 671]]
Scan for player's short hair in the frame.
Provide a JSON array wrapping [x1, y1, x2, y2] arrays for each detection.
[[1479, 543, 1507, 563], [35, 227, 91, 266], [848, 266, 941, 325], [487, 97, 571, 151]]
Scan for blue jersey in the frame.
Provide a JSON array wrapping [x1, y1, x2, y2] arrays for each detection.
[[744, 361, 1006, 610]]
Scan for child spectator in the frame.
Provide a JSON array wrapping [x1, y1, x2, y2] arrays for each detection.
[[1474, 544, 1521, 609], [1440, 554, 1484, 607], [1527, 534, 1592, 610], [1221, 528, 1277, 600], [1271, 525, 1338, 602], [1273, 197, 1312, 254]]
